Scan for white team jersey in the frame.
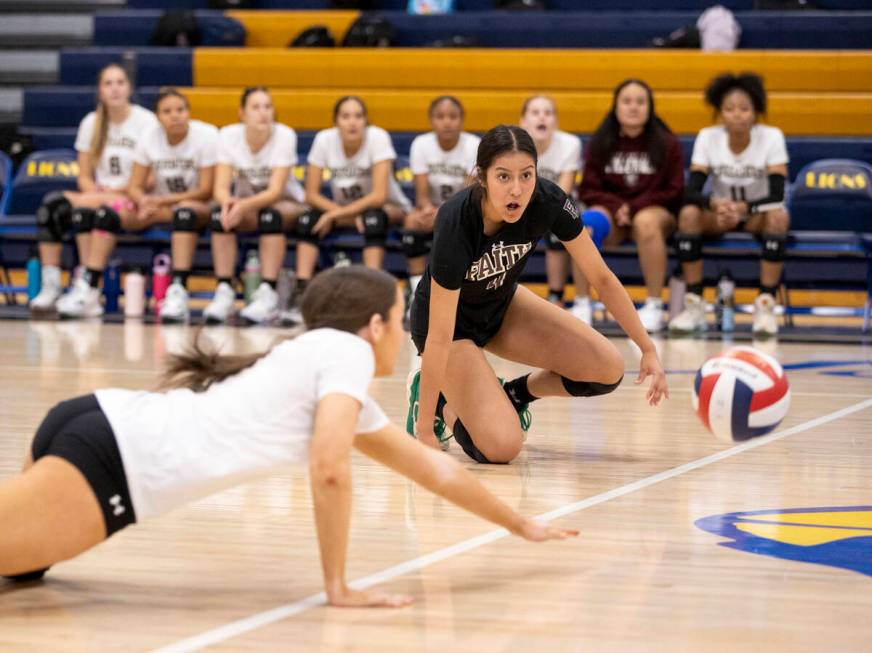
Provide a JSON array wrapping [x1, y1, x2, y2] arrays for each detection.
[[409, 131, 480, 206], [307, 125, 411, 211], [216, 122, 304, 202], [133, 119, 218, 197], [692, 124, 789, 207], [74, 105, 159, 190], [536, 130, 582, 188], [96, 329, 389, 520]]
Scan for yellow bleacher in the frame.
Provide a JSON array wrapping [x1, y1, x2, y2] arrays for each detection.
[[225, 10, 359, 47]]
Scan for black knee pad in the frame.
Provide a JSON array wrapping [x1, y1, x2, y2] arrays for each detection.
[[560, 375, 623, 397], [71, 207, 95, 235], [172, 207, 198, 232], [761, 233, 786, 262], [452, 420, 503, 465], [93, 205, 121, 233], [401, 229, 431, 258], [676, 233, 703, 263], [258, 207, 283, 234], [209, 206, 228, 233], [3, 568, 49, 582], [545, 231, 565, 251], [362, 208, 388, 247], [295, 210, 321, 244], [36, 191, 72, 243]]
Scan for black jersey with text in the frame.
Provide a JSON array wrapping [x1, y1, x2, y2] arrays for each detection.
[[411, 177, 583, 341]]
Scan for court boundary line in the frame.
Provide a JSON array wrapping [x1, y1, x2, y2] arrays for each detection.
[[152, 398, 872, 653]]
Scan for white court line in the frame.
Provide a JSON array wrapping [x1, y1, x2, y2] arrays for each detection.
[[151, 397, 872, 653]]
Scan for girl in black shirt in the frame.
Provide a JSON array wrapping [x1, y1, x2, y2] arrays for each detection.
[[408, 125, 668, 464]]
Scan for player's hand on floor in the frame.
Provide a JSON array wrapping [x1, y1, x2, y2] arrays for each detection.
[[516, 519, 579, 542], [636, 350, 669, 406]]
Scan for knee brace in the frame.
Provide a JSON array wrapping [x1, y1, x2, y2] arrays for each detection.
[[209, 206, 228, 233], [70, 207, 95, 235], [451, 420, 502, 465], [257, 207, 283, 234], [93, 205, 121, 233], [402, 229, 431, 258], [362, 208, 388, 247], [561, 375, 623, 397], [36, 191, 72, 242], [581, 209, 611, 249], [545, 231, 565, 251], [676, 233, 703, 263], [761, 233, 786, 262], [172, 207, 198, 232], [295, 210, 320, 244]]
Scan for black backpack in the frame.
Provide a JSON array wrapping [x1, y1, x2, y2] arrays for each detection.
[[290, 26, 336, 47], [207, 0, 254, 8], [342, 16, 395, 47], [150, 10, 201, 47]]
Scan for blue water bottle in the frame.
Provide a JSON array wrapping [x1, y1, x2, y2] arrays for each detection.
[[26, 247, 41, 301], [103, 259, 122, 313]]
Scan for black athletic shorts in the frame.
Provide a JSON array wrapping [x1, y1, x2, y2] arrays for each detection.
[[31, 394, 136, 537]]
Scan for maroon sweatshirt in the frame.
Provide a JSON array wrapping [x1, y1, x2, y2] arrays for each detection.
[[578, 130, 685, 217]]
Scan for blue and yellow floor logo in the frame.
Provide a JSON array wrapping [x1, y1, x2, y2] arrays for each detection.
[[696, 507, 872, 578]]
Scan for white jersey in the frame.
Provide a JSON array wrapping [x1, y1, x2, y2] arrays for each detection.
[[536, 130, 582, 188], [307, 125, 411, 211], [216, 122, 304, 202], [133, 119, 218, 197], [409, 131, 480, 206], [96, 329, 389, 520], [691, 124, 788, 207], [74, 105, 159, 190]]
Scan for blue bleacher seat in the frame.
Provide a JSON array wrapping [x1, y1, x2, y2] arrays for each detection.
[[94, 11, 245, 48], [789, 159, 872, 233], [0, 152, 13, 216], [7, 149, 79, 217], [60, 48, 193, 87]]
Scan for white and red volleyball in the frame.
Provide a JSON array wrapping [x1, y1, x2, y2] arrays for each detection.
[[692, 346, 791, 442]]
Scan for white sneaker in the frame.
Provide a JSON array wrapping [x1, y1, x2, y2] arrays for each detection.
[[204, 282, 237, 324], [752, 293, 779, 337], [637, 297, 665, 333], [240, 282, 279, 325], [30, 266, 62, 312], [160, 283, 189, 324], [569, 296, 592, 324], [669, 292, 706, 334], [56, 278, 103, 319]]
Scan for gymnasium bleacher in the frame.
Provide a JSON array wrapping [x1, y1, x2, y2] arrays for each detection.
[[1, 0, 871, 333]]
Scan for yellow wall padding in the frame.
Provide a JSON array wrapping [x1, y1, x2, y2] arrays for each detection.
[[195, 48, 872, 93], [181, 88, 872, 136], [225, 10, 359, 47]]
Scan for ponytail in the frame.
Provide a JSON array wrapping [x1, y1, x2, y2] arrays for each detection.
[[89, 63, 130, 161]]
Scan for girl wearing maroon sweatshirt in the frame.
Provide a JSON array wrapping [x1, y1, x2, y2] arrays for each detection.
[[579, 79, 684, 333]]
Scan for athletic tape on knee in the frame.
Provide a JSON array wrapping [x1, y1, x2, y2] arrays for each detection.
[[257, 208, 283, 234], [362, 209, 388, 247], [676, 233, 703, 262], [209, 207, 227, 233], [560, 375, 623, 398], [93, 205, 121, 233], [545, 231, 565, 251], [401, 229, 431, 258], [295, 210, 320, 244], [71, 207, 95, 235], [761, 233, 786, 262], [172, 207, 198, 232], [36, 191, 71, 242], [581, 209, 611, 249]]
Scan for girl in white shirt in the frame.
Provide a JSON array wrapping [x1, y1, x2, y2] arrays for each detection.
[[32, 63, 158, 314], [292, 96, 410, 320], [0, 265, 576, 606], [205, 86, 307, 326], [669, 73, 790, 337], [405, 96, 479, 302], [519, 96, 587, 321]]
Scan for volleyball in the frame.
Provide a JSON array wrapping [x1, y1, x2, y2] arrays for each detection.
[[692, 346, 791, 442]]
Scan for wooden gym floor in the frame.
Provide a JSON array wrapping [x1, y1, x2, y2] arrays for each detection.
[[0, 319, 870, 652]]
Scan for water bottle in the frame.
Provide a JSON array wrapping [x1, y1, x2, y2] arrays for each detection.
[[152, 253, 171, 316], [103, 259, 122, 313], [715, 271, 736, 333], [124, 267, 146, 318], [243, 250, 261, 302], [333, 251, 351, 268], [667, 266, 686, 321], [26, 247, 41, 301], [276, 268, 295, 311]]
